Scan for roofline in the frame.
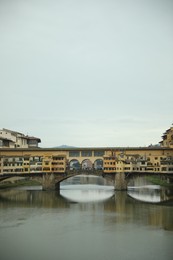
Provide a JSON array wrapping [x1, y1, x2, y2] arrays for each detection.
[[21, 136, 41, 142], [27, 137, 41, 142], [1, 129, 41, 142], [2, 128, 23, 135], [0, 146, 172, 152]]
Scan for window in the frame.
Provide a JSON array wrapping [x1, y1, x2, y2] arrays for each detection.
[[69, 151, 80, 157], [94, 151, 104, 157], [24, 157, 30, 161], [28, 140, 37, 145], [81, 151, 92, 157]]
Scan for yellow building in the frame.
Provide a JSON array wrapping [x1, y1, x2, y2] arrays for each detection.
[[103, 149, 173, 174], [42, 155, 66, 173], [0, 154, 67, 174], [0, 125, 173, 175]]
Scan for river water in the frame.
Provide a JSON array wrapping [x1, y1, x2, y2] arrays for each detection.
[[0, 175, 173, 260]]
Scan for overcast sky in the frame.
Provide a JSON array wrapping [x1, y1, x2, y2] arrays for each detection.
[[0, 0, 173, 147]]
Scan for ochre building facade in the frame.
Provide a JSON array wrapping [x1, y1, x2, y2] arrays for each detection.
[[0, 147, 173, 175], [0, 125, 173, 175]]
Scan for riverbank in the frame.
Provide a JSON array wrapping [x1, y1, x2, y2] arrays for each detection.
[[147, 176, 173, 188], [0, 179, 41, 189]]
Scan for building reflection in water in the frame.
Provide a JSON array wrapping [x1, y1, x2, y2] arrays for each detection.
[[0, 175, 173, 231]]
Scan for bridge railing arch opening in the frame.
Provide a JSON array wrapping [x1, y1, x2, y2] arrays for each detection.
[[94, 159, 103, 170], [69, 159, 80, 171], [81, 159, 93, 170]]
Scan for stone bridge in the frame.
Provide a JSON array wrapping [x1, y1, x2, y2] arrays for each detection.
[[35, 171, 128, 191], [0, 171, 127, 191]]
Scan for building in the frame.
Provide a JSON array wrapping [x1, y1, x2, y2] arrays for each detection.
[[0, 128, 41, 148], [159, 125, 173, 148], [0, 154, 67, 174], [0, 146, 173, 175], [103, 150, 173, 174], [0, 125, 173, 175]]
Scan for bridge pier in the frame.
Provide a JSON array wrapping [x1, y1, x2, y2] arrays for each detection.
[[42, 173, 56, 191], [115, 172, 127, 191]]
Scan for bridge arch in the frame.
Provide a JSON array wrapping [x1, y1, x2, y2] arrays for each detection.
[[81, 159, 93, 170], [94, 159, 103, 170], [54, 172, 114, 189], [69, 159, 80, 170]]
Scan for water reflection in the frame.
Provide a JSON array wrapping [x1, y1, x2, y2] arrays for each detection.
[[0, 185, 173, 232], [60, 185, 114, 203], [0, 187, 173, 231], [127, 175, 173, 204], [127, 186, 161, 203], [0, 175, 173, 260], [0, 188, 68, 208], [60, 174, 114, 203]]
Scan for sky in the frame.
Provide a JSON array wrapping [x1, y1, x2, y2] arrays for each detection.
[[0, 0, 173, 148]]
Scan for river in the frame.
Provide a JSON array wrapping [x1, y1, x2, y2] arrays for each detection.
[[0, 174, 173, 260]]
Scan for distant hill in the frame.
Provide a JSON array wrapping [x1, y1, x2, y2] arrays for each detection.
[[53, 145, 76, 148]]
